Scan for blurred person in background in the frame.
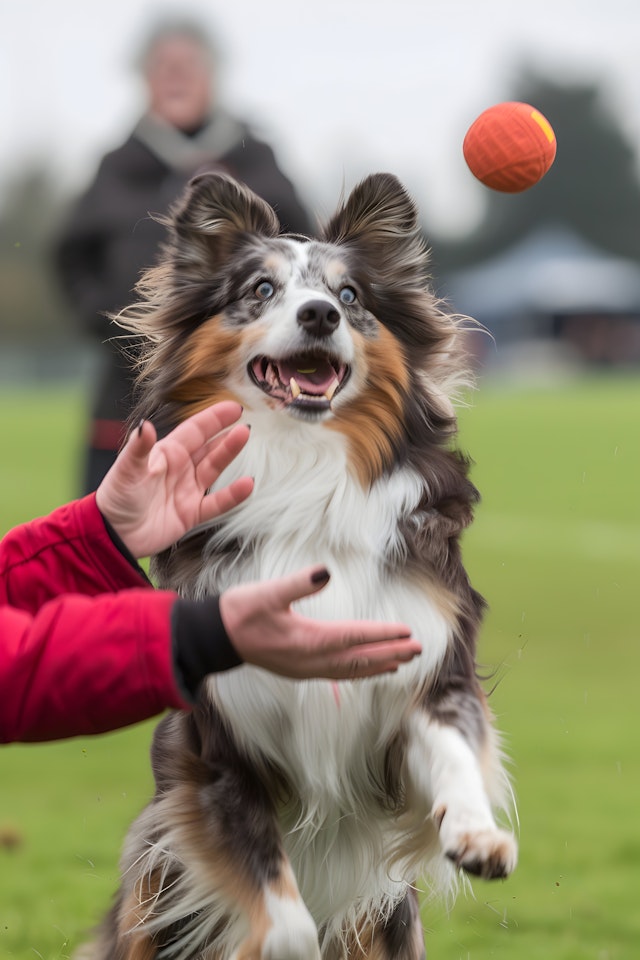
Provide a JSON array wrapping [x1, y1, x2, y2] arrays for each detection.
[[55, 17, 312, 494]]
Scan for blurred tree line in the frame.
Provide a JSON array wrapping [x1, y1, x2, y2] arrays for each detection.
[[432, 69, 640, 275], [2, 67, 640, 350], [0, 167, 71, 342]]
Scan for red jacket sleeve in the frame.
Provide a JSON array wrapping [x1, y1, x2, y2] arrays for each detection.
[[1, 494, 150, 608], [0, 495, 190, 743]]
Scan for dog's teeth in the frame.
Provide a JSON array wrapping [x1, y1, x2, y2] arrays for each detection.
[[266, 363, 279, 387], [324, 377, 340, 401], [290, 377, 301, 399]]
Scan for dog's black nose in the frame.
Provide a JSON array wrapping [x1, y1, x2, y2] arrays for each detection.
[[296, 300, 340, 338]]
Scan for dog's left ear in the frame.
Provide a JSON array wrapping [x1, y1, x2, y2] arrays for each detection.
[[175, 172, 281, 237], [321, 173, 429, 287], [167, 172, 281, 278]]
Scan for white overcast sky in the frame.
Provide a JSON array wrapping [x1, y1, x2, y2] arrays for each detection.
[[1, 0, 640, 235]]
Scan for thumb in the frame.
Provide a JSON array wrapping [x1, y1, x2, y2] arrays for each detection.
[[267, 565, 332, 609]]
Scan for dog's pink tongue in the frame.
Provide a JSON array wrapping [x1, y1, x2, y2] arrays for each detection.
[[278, 358, 336, 395]]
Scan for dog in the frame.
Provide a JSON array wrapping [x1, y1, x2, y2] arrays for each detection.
[[82, 171, 517, 959]]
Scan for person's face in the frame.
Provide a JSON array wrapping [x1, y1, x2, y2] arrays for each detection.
[[144, 35, 214, 131]]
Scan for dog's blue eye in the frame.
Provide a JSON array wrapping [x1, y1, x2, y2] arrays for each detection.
[[339, 286, 357, 305], [255, 280, 274, 300]]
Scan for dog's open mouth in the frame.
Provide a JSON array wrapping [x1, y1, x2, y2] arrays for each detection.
[[249, 354, 350, 411]]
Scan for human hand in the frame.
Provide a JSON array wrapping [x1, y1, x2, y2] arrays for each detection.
[[219, 566, 422, 680], [96, 401, 253, 559]]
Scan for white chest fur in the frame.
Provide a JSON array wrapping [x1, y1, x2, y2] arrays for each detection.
[[191, 410, 451, 682]]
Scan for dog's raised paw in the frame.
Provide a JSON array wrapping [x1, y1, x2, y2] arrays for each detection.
[[444, 827, 518, 880]]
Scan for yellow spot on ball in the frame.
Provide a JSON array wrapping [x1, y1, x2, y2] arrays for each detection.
[[530, 109, 555, 143]]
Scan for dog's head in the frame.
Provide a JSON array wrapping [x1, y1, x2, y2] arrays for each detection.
[[121, 172, 470, 482]]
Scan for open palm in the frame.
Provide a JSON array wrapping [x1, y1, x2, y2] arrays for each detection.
[[96, 401, 253, 559]]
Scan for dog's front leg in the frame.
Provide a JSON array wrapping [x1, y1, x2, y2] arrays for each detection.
[[173, 762, 321, 960], [191, 715, 322, 960], [231, 856, 321, 960], [405, 708, 517, 880], [114, 780, 321, 960]]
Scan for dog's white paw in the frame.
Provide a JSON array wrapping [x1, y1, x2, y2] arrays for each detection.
[[435, 806, 518, 879], [261, 892, 321, 960], [234, 891, 321, 960]]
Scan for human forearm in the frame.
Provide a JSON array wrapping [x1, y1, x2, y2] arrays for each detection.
[[0, 495, 149, 614], [0, 589, 185, 743]]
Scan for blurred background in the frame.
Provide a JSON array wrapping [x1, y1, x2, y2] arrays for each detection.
[[2, 0, 640, 389], [1, 2, 639, 959]]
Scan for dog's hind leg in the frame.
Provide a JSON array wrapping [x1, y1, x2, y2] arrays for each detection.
[[323, 890, 425, 960], [375, 890, 426, 960]]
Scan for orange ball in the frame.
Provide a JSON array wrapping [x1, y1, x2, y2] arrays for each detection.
[[463, 101, 557, 193]]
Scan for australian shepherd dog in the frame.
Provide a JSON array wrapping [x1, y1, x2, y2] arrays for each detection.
[[83, 172, 517, 959]]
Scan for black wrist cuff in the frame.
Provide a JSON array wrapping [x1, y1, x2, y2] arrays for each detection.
[[100, 512, 152, 583], [171, 597, 243, 701]]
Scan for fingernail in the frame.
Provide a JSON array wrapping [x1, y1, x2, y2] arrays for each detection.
[[310, 567, 331, 585], [137, 418, 145, 437]]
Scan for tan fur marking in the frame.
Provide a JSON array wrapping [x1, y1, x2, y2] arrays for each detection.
[[342, 921, 376, 959], [419, 575, 463, 625], [329, 326, 409, 485], [232, 868, 304, 959], [263, 251, 291, 276], [168, 317, 245, 420], [159, 783, 264, 912], [143, 783, 304, 958], [339, 908, 424, 960], [235, 863, 305, 957], [271, 861, 301, 901], [324, 256, 350, 283], [235, 906, 273, 960], [117, 881, 160, 960]]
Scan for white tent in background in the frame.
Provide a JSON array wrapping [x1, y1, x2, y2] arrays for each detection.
[[446, 225, 640, 340]]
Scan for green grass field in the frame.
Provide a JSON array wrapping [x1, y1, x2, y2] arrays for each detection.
[[1, 375, 639, 960]]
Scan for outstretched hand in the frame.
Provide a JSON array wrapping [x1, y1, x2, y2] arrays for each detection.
[[219, 566, 422, 680], [96, 401, 253, 559]]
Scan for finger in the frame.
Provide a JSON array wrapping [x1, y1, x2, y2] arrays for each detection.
[[168, 401, 244, 453], [336, 638, 422, 662], [342, 658, 403, 678], [200, 475, 254, 523], [330, 640, 422, 679], [118, 419, 158, 469], [189, 427, 233, 468], [310, 618, 416, 652], [196, 424, 251, 489], [359, 655, 418, 676], [264, 565, 333, 610]]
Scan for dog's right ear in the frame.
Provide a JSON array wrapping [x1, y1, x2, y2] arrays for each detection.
[[321, 172, 431, 292], [167, 172, 281, 278]]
